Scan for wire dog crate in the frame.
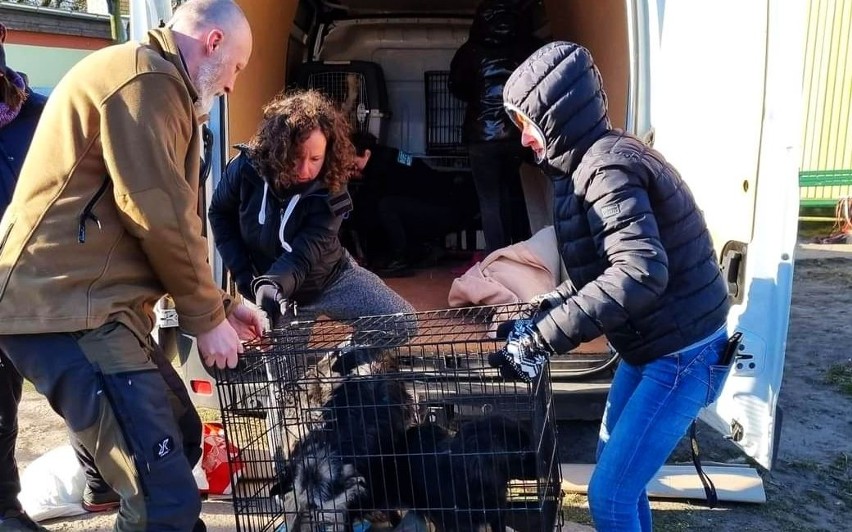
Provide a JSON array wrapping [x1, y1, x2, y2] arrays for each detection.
[[216, 304, 562, 532], [424, 71, 467, 156]]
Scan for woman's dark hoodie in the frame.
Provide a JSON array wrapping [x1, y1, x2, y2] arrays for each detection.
[[209, 147, 353, 304]]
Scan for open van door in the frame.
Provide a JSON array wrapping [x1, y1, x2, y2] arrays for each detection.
[[631, 0, 805, 470]]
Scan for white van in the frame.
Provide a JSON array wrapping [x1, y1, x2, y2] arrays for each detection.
[[135, 0, 804, 472]]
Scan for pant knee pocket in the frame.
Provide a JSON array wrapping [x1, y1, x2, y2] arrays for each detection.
[[100, 370, 189, 498]]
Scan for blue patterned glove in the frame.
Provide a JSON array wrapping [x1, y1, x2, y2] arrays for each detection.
[[489, 319, 553, 382]]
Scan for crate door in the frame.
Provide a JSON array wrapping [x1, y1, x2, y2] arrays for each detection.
[[641, 0, 805, 470]]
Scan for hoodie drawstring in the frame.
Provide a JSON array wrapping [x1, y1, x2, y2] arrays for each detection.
[[257, 182, 301, 253], [278, 194, 301, 252], [258, 182, 269, 225]]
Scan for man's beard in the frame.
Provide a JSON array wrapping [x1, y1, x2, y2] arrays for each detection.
[[194, 53, 226, 115]]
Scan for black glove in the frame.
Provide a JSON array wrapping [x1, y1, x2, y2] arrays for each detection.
[[254, 282, 289, 322], [495, 290, 566, 340], [489, 318, 553, 382]]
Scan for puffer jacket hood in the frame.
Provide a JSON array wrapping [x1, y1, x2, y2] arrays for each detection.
[[469, 0, 522, 46], [503, 41, 611, 177], [448, 0, 538, 143]]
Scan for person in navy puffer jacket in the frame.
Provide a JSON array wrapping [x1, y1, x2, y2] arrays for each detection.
[[490, 41, 733, 532]]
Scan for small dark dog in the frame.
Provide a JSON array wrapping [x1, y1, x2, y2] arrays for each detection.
[[399, 415, 538, 532], [273, 346, 416, 531]]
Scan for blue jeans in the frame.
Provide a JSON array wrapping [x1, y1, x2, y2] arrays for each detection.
[[588, 327, 730, 531]]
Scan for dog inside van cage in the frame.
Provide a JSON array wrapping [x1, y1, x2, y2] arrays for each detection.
[[215, 304, 563, 532]]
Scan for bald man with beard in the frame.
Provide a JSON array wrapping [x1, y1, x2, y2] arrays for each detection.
[[0, 2, 261, 530]]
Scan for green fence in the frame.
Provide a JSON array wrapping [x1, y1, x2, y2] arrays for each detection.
[[799, 0, 852, 217]]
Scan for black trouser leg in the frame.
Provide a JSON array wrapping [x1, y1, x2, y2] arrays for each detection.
[[0, 351, 23, 512], [468, 140, 526, 253]]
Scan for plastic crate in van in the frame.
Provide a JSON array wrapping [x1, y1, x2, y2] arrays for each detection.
[[425, 70, 467, 155], [293, 61, 390, 142]]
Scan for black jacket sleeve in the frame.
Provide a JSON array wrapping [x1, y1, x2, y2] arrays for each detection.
[[208, 157, 256, 300], [449, 42, 476, 103], [535, 164, 669, 354], [257, 189, 352, 298]]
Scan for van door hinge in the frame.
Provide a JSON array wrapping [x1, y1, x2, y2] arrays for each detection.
[[720, 242, 747, 305]]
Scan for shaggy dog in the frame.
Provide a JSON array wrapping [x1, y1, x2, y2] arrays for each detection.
[[399, 415, 538, 532], [270, 346, 416, 531]]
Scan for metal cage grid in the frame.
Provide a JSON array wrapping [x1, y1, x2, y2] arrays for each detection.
[[424, 71, 467, 156], [216, 304, 562, 532]]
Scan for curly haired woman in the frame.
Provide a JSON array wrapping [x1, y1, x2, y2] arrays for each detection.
[[209, 90, 415, 344]]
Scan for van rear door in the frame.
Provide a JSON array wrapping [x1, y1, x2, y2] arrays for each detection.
[[633, 0, 805, 470]]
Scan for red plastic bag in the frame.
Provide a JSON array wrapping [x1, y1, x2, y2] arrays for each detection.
[[201, 422, 243, 495]]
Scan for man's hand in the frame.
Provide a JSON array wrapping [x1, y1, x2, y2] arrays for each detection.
[[197, 319, 243, 369], [489, 318, 553, 382], [228, 301, 266, 340]]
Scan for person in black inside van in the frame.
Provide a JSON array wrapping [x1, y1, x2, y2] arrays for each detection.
[[348, 131, 477, 277], [449, 0, 540, 253]]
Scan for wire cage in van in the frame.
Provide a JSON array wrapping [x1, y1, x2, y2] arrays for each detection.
[[424, 71, 468, 157], [215, 304, 562, 532]]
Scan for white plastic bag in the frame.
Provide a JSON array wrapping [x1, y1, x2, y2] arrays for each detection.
[[18, 444, 87, 522]]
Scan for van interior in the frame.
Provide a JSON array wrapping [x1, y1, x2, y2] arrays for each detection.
[[173, 0, 632, 414], [169, 0, 802, 477]]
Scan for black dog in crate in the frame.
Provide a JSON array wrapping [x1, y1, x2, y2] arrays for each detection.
[[271, 346, 416, 531], [399, 415, 539, 532]]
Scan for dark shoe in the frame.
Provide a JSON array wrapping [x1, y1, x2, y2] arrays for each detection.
[[377, 259, 413, 278], [82, 485, 120, 513], [0, 509, 49, 531]]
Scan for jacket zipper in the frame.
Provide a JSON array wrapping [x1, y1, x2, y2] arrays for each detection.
[[78, 175, 110, 243]]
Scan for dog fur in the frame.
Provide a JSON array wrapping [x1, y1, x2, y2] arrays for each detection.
[[272, 346, 416, 531], [399, 415, 538, 532]]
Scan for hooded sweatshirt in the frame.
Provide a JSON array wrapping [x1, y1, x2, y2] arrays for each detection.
[[503, 41, 730, 364]]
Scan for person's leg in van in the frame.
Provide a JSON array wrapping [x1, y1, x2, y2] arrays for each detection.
[[0, 352, 47, 531], [0, 326, 202, 532], [376, 195, 459, 274], [468, 141, 510, 253], [502, 147, 530, 244], [587, 330, 728, 531]]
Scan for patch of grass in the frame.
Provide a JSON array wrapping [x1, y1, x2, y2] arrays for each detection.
[[797, 220, 835, 242], [825, 362, 852, 395], [560, 492, 594, 526], [197, 406, 222, 423]]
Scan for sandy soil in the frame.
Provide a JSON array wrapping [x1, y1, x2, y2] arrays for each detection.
[[13, 244, 852, 531]]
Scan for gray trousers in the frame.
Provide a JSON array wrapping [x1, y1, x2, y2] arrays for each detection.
[[280, 256, 417, 345]]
